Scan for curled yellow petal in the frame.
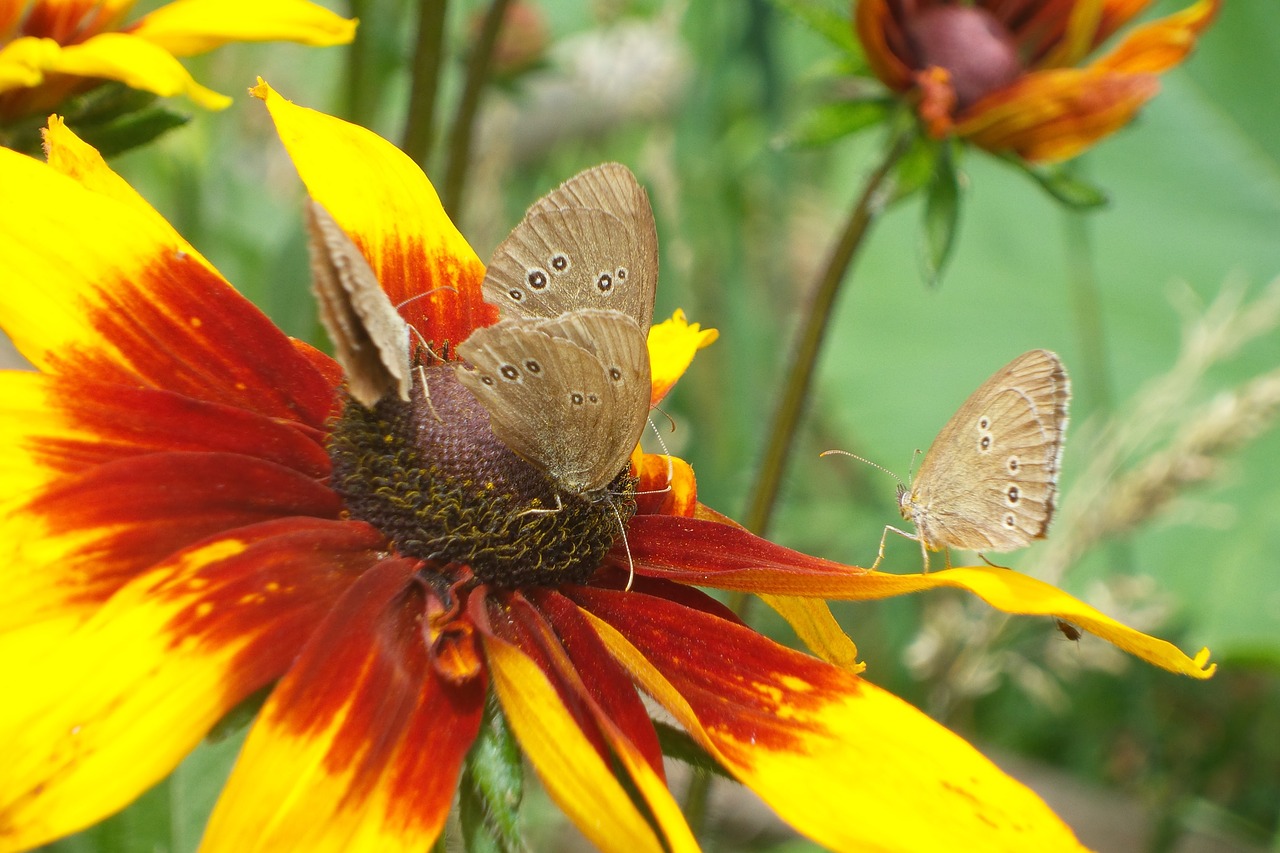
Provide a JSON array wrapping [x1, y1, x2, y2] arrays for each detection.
[[648, 309, 717, 406], [49, 33, 231, 109], [131, 0, 357, 56], [845, 565, 1216, 679]]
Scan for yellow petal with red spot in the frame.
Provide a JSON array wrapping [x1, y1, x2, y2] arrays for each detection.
[[48, 32, 230, 108], [0, 453, 344, 634], [0, 141, 337, 425], [204, 559, 484, 852], [574, 587, 1087, 852], [626, 515, 1214, 678], [648, 309, 717, 406], [0, 519, 377, 850], [42, 115, 215, 271], [131, 0, 356, 56], [252, 80, 491, 347], [484, 633, 668, 853]]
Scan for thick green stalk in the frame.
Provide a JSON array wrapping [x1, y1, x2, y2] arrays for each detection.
[[741, 129, 912, 539], [402, 1, 449, 167], [442, 0, 513, 218]]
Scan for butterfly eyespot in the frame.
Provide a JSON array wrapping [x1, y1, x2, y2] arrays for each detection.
[[1007, 485, 1020, 505], [507, 288, 524, 302], [587, 394, 599, 403], [481, 376, 495, 386], [608, 367, 622, 381], [616, 266, 628, 281], [524, 359, 541, 373], [979, 434, 992, 451], [570, 392, 584, 405], [550, 253, 570, 272], [1003, 514, 1017, 528], [1007, 456, 1019, 472], [596, 272, 613, 294], [527, 269, 549, 290], [499, 365, 520, 381], [978, 416, 990, 430]]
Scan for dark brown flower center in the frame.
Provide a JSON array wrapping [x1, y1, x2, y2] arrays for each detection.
[[905, 6, 1023, 110], [327, 363, 636, 588]]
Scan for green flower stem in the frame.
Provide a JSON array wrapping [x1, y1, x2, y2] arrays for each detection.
[[442, 0, 513, 218], [343, 0, 374, 127], [402, 0, 450, 168], [1061, 170, 1113, 414], [685, 128, 911, 836], [741, 129, 913, 539]]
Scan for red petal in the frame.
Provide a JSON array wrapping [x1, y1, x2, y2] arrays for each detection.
[[531, 589, 665, 777], [205, 558, 486, 849], [5, 452, 344, 627]]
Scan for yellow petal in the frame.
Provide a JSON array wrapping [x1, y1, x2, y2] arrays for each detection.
[[49, 32, 231, 109], [41, 115, 215, 270], [131, 0, 356, 56], [0, 37, 58, 93], [648, 309, 717, 406], [578, 600, 1088, 852], [252, 80, 489, 347], [760, 593, 864, 673], [483, 632, 669, 853], [0, 138, 337, 426], [0, 523, 369, 850], [204, 559, 483, 852], [839, 565, 1217, 679]]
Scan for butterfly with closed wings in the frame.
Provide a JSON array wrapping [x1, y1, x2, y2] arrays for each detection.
[[826, 349, 1070, 571], [454, 162, 658, 502]]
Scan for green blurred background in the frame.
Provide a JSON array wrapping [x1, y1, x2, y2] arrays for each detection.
[[38, 0, 1280, 850]]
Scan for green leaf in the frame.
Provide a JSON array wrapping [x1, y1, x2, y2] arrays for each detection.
[[921, 143, 961, 288], [768, 0, 863, 62], [782, 99, 892, 149], [459, 694, 525, 853], [74, 108, 191, 159], [888, 133, 939, 205], [1003, 154, 1110, 210], [653, 722, 734, 779]]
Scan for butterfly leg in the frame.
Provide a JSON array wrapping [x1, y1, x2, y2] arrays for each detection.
[[517, 493, 564, 518], [872, 525, 924, 572]]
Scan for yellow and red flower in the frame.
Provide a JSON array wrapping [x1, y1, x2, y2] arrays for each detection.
[[855, 0, 1221, 162], [0, 82, 1212, 851], [0, 0, 355, 123]]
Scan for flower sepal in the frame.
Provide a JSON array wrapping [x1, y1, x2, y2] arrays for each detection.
[[1000, 153, 1111, 210], [1, 84, 189, 157], [459, 695, 525, 853]]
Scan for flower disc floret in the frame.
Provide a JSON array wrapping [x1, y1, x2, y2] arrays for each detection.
[[328, 364, 636, 588]]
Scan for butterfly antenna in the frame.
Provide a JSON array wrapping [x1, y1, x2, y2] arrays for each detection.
[[906, 448, 923, 487], [819, 449, 906, 490], [630, 418, 674, 498], [652, 404, 677, 434], [607, 496, 637, 592], [394, 285, 459, 314]]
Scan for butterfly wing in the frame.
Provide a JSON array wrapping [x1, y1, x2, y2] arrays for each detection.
[[454, 311, 650, 495], [909, 349, 1070, 552], [482, 164, 658, 331]]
